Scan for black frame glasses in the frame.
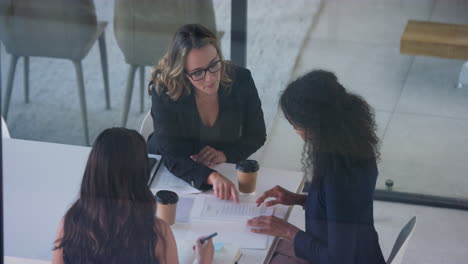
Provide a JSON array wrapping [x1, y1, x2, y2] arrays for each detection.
[[186, 60, 222, 81]]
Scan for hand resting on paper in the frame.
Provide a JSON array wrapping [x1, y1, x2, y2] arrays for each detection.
[[249, 185, 303, 240], [247, 215, 300, 241], [206, 171, 239, 203]]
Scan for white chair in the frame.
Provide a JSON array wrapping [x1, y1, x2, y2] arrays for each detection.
[[2, 116, 11, 138], [139, 111, 154, 142], [457, 61, 468, 88], [0, 0, 110, 145], [387, 216, 417, 264]]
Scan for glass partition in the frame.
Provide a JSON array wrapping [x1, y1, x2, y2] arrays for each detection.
[[2, 0, 468, 262]]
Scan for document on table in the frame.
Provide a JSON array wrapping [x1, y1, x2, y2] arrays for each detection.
[[150, 165, 201, 194], [191, 196, 274, 221], [171, 196, 277, 249], [177, 240, 241, 264], [174, 218, 271, 250], [176, 196, 195, 223]]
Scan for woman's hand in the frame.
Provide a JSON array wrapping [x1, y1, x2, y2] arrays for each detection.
[[207, 172, 239, 203], [256, 185, 306, 207], [192, 146, 227, 167], [193, 236, 214, 264], [247, 216, 300, 241]]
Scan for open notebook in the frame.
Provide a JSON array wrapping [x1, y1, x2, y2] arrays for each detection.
[[177, 240, 241, 264]]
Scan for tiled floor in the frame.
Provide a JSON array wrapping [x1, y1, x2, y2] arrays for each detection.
[[261, 0, 468, 262], [0, 0, 319, 146], [379, 113, 468, 197], [286, 200, 468, 264], [261, 0, 468, 200], [397, 57, 468, 119], [373, 201, 468, 264]]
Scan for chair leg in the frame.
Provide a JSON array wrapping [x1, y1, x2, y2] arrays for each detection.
[[3, 55, 19, 120], [72, 60, 90, 146], [0, 41, 2, 96], [457, 61, 468, 89], [24, 56, 30, 103], [140, 66, 145, 113], [122, 65, 138, 127], [98, 31, 111, 109]]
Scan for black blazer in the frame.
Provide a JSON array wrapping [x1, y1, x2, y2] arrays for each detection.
[[294, 157, 386, 264], [148, 65, 266, 189]]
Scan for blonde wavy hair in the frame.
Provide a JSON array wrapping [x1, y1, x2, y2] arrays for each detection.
[[149, 24, 232, 101]]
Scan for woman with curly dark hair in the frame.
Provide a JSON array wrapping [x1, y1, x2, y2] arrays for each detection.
[[247, 70, 385, 264], [52, 128, 214, 264]]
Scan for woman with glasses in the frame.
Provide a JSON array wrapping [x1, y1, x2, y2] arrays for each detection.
[[148, 24, 266, 202]]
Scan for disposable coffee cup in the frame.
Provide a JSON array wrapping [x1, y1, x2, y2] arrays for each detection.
[[155, 190, 178, 225], [236, 160, 259, 193]]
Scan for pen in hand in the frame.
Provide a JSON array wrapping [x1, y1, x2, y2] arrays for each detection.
[[200, 232, 218, 244]]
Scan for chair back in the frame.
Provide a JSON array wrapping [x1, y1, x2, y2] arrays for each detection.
[[387, 216, 417, 264], [139, 111, 154, 142], [0, 0, 97, 60], [113, 0, 217, 66]]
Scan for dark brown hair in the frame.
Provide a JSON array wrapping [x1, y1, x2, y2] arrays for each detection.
[[54, 128, 163, 263]]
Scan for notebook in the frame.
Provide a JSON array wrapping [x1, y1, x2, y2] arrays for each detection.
[[148, 154, 162, 186], [147, 154, 200, 194]]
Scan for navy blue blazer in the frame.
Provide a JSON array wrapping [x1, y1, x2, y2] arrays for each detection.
[[148, 65, 266, 190], [294, 157, 386, 264]]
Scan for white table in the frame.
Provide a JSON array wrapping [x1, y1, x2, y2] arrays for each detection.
[[171, 163, 304, 263], [3, 139, 89, 260], [3, 138, 303, 263]]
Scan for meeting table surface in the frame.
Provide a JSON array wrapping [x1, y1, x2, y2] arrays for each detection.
[[3, 138, 304, 263]]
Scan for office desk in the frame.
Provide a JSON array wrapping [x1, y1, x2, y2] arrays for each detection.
[[3, 139, 90, 260], [171, 164, 304, 263], [3, 138, 304, 263]]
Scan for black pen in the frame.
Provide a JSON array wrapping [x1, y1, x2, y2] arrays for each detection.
[[200, 232, 218, 244]]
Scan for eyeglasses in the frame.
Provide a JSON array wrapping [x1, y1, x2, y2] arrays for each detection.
[[186, 60, 222, 81]]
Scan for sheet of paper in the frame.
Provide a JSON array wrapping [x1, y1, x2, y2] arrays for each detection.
[[176, 196, 194, 223], [273, 204, 289, 219], [177, 240, 241, 264], [172, 220, 269, 250], [150, 165, 201, 194], [191, 196, 274, 221]]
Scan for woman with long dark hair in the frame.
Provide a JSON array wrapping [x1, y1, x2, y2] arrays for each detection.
[[247, 70, 386, 264], [52, 128, 213, 264], [148, 24, 266, 202]]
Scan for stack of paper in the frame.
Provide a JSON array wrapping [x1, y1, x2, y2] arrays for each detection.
[[172, 195, 274, 250]]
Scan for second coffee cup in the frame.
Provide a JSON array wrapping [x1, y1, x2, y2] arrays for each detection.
[[236, 160, 259, 193], [155, 190, 178, 225]]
